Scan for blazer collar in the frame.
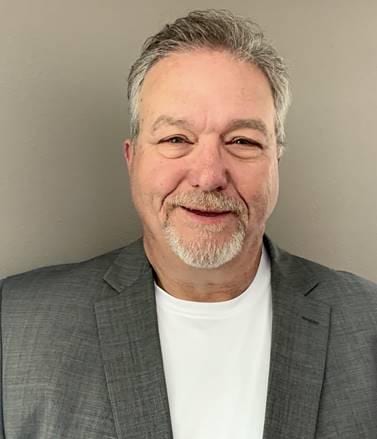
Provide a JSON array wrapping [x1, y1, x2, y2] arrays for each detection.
[[263, 236, 331, 439], [104, 236, 323, 296], [103, 238, 150, 291], [96, 238, 173, 439], [99, 236, 330, 439]]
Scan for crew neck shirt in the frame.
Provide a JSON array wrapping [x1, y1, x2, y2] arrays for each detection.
[[155, 247, 272, 439]]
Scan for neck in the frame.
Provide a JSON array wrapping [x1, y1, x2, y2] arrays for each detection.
[[144, 235, 263, 302]]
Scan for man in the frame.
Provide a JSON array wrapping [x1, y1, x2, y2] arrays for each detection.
[[1, 9, 376, 439]]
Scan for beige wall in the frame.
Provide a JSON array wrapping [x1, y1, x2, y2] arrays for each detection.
[[1, 0, 376, 282]]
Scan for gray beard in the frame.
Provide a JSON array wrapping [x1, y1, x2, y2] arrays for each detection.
[[163, 220, 246, 269]]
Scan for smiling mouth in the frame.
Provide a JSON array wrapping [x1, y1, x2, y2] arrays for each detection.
[[180, 206, 231, 217]]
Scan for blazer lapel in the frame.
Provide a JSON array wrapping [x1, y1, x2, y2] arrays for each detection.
[[94, 236, 331, 439], [263, 238, 331, 439], [95, 239, 173, 439]]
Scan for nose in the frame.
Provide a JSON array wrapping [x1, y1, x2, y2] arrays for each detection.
[[188, 140, 229, 192]]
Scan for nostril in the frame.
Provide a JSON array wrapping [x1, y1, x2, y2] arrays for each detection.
[[190, 171, 228, 191]]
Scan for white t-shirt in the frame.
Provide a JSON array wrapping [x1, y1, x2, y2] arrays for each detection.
[[155, 247, 272, 439]]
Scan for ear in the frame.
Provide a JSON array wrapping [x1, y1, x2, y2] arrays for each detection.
[[277, 144, 285, 162], [123, 139, 134, 170]]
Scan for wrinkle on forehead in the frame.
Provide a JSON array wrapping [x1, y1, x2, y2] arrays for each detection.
[[139, 49, 276, 142]]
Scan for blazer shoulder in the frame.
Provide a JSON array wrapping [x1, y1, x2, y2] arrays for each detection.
[[285, 253, 377, 328], [1, 246, 125, 304], [268, 234, 377, 308]]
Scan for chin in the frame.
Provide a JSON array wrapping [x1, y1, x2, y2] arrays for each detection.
[[163, 223, 246, 269]]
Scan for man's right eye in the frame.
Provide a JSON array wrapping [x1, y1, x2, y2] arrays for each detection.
[[160, 136, 189, 144], [156, 136, 193, 158]]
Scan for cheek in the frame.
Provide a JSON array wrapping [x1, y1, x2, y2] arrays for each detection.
[[235, 161, 279, 211], [262, 162, 280, 220], [131, 156, 186, 207], [268, 160, 280, 204]]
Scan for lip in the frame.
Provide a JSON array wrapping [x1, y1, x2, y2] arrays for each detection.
[[179, 206, 233, 224]]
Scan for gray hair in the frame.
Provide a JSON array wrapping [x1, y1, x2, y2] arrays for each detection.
[[127, 9, 291, 147]]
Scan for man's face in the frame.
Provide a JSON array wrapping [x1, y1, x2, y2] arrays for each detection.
[[125, 49, 280, 268]]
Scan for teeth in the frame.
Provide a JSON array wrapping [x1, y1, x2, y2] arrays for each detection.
[[183, 206, 225, 213], [182, 206, 229, 216]]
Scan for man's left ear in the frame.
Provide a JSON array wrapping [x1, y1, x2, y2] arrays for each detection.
[[277, 144, 285, 162]]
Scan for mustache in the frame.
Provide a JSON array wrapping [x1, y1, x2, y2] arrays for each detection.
[[165, 191, 247, 217]]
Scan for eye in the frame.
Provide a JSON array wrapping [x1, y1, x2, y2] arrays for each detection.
[[229, 137, 263, 148], [225, 137, 265, 159], [156, 135, 193, 158], [159, 136, 190, 144]]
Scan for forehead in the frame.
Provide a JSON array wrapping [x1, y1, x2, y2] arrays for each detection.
[[139, 49, 275, 132]]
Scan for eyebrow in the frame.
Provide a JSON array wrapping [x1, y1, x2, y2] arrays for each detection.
[[151, 115, 270, 139], [151, 116, 192, 133], [225, 118, 269, 139]]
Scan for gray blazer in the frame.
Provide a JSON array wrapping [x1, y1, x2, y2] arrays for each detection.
[[1, 236, 376, 438]]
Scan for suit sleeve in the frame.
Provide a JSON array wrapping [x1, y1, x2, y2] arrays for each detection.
[[0, 279, 6, 438]]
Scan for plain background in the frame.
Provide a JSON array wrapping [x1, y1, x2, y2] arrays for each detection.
[[1, 0, 376, 282]]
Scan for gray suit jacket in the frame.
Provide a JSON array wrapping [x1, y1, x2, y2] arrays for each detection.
[[1, 236, 376, 438]]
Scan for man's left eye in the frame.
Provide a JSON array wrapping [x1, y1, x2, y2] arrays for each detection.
[[230, 138, 262, 147], [226, 137, 263, 148]]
